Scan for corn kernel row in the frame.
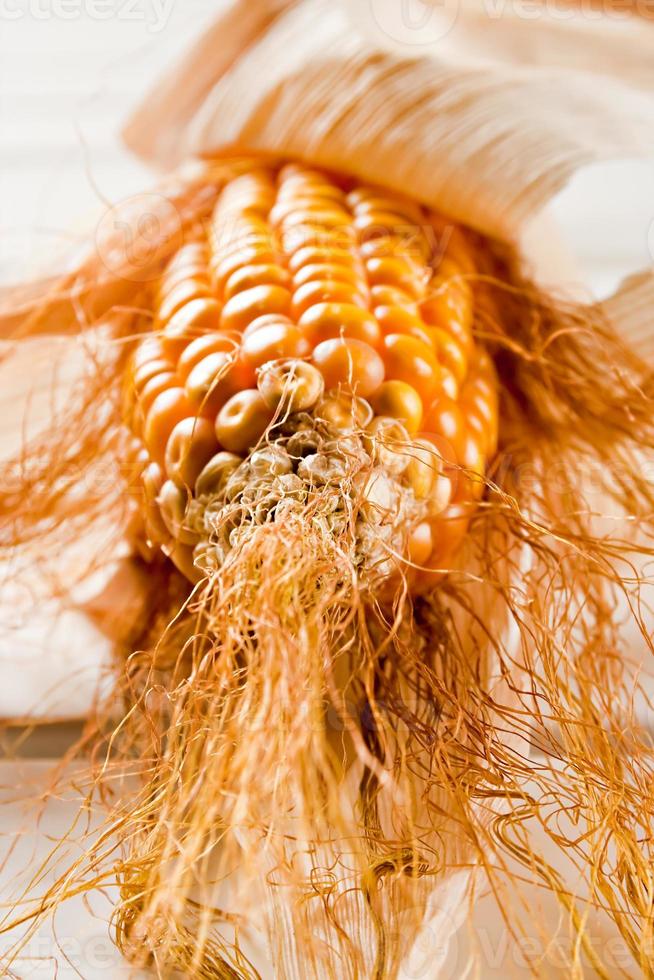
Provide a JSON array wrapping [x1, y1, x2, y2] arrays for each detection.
[[124, 161, 499, 584]]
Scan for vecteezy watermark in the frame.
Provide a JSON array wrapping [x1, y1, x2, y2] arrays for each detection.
[[15, 933, 117, 972], [210, 213, 456, 267], [367, 0, 460, 47], [484, 0, 654, 20], [95, 192, 184, 283], [0, 0, 175, 33], [9, 917, 642, 974], [367, 0, 650, 41], [390, 905, 460, 980]]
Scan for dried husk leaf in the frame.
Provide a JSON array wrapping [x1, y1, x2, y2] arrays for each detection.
[[125, 0, 654, 248], [148, 0, 646, 360]]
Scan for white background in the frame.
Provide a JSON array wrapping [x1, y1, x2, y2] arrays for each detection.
[[1, 6, 653, 978]]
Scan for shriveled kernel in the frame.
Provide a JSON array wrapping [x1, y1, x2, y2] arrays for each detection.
[[312, 338, 385, 398], [317, 393, 373, 432], [323, 432, 368, 464], [276, 473, 304, 495], [364, 416, 411, 475], [258, 360, 325, 414], [286, 429, 323, 459], [165, 416, 219, 488], [297, 453, 347, 485], [249, 446, 292, 477], [195, 451, 242, 497], [215, 389, 274, 453], [360, 469, 396, 523]]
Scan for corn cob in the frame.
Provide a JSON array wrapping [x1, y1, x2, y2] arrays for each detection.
[[124, 161, 498, 587]]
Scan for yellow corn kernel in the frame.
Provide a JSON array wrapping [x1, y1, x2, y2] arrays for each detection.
[[124, 160, 498, 583]]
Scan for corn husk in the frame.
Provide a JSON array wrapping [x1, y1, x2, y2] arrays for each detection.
[[124, 0, 654, 353]]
